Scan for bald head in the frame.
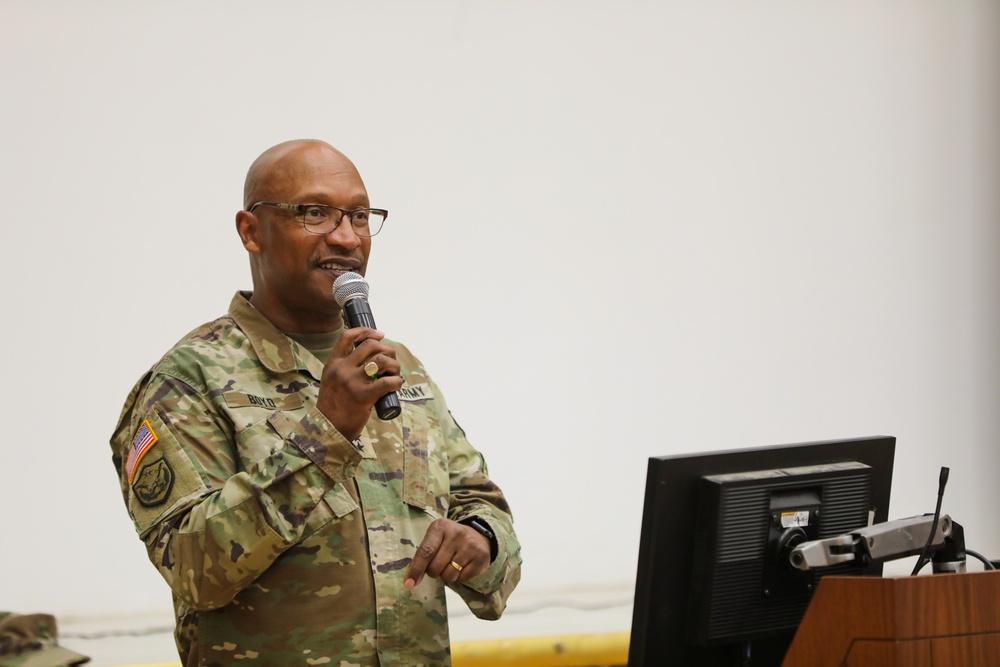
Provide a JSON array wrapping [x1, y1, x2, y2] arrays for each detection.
[[235, 139, 373, 333], [243, 139, 361, 210]]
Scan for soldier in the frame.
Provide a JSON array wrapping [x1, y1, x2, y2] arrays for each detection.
[[110, 140, 522, 666]]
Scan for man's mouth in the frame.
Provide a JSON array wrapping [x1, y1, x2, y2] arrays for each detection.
[[318, 260, 360, 272]]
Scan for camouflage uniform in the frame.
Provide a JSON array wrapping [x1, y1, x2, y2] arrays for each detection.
[[110, 292, 522, 667]]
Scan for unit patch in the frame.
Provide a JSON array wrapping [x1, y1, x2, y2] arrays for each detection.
[[132, 456, 175, 507], [125, 419, 159, 484]]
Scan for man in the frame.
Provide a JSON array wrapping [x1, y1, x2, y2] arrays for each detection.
[[110, 140, 522, 666]]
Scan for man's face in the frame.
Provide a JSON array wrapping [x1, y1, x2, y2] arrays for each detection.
[[238, 142, 372, 333]]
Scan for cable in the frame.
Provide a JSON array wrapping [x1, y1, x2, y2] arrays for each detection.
[[913, 546, 996, 575], [966, 549, 996, 571]]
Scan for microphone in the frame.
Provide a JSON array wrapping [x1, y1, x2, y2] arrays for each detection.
[[333, 272, 402, 421], [910, 466, 950, 575]]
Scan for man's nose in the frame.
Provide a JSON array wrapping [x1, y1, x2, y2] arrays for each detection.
[[325, 214, 362, 247]]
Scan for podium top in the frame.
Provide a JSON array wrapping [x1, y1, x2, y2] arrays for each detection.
[[782, 571, 1000, 667]]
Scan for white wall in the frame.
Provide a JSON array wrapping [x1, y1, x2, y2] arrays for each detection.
[[1, 0, 997, 637]]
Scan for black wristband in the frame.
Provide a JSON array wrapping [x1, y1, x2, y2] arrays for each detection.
[[461, 516, 498, 563]]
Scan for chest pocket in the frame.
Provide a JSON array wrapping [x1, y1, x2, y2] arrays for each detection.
[[225, 392, 305, 470], [382, 396, 450, 516]]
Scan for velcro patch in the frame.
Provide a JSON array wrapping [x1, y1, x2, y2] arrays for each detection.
[[125, 419, 158, 484], [132, 457, 175, 507], [397, 383, 433, 403]]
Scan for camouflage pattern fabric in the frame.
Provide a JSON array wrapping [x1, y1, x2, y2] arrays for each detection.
[[0, 612, 90, 667], [110, 292, 522, 666]]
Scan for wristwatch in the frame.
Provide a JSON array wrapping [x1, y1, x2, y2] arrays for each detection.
[[460, 516, 498, 562]]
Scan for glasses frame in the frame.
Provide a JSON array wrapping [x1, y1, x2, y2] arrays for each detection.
[[248, 201, 388, 237]]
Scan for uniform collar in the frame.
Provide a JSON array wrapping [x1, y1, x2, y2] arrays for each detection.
[[228, 291, 339, 379]]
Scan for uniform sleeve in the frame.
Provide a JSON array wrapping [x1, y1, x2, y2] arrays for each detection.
[[110, 370, 363, 612], [430, 379, 523, 620]]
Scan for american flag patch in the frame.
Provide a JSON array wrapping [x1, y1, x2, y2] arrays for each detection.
[[126, 419, 159, 484]]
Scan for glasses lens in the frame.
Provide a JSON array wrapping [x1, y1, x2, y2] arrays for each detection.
[[360, 210, 385, 237], [299, 206, 385, 236], [300, 206, 336, 234]]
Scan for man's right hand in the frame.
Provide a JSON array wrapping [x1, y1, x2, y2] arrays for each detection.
[[317, 327, 403, 440]]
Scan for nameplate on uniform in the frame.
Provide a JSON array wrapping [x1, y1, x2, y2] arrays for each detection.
[[397, 383, 433, 402], [223, 392, 304, 410]]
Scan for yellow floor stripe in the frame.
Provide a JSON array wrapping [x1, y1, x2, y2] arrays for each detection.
[[452, 632, 630, 667]]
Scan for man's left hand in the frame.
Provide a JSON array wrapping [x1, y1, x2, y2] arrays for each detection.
[[404, 518, 491, 590]]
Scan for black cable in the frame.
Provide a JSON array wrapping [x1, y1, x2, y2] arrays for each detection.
[[914, 547, 997, 574], [910, 466, 949, 576], [966, 549, 996, 571]]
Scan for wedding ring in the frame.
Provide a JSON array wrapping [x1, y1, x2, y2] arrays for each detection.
[[364, 360, 379, 378], [450, 561, 463, 572]]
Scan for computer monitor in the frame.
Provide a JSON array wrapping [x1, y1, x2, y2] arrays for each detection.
[[628, 436, 895, 667]]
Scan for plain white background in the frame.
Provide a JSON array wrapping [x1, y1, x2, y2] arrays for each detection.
[[1, 0, 998, 657]]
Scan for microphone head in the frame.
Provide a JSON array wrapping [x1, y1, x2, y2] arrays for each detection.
[[333, 271, 369, 306]]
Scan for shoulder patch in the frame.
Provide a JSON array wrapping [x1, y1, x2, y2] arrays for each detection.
[[125, 420, 159, 484], [132, 457, 175, 507]]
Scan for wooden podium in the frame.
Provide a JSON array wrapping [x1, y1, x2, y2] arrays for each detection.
[[781, 570, 1000, 666]]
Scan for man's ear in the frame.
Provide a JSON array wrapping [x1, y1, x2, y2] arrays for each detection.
[[236, 210, 261, 253]]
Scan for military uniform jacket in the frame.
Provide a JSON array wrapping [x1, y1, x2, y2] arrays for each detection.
[[111, 292, 522, 667]]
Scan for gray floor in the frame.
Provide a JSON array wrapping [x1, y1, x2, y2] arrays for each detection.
[[57, 586, 635, 667]]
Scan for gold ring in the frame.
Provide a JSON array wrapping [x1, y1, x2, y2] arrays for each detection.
[[450, 561, 463, 572], [364, 360, 379, 378]]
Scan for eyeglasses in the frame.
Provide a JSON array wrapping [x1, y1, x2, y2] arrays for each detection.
[[248, 201, 387, 237]]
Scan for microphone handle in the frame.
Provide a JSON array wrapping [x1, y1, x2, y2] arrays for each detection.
[[342, 297, 402, 420]]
